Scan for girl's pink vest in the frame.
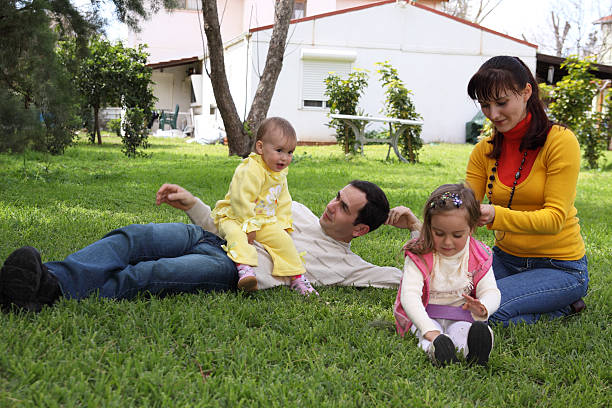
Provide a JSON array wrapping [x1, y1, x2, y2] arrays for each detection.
[[393, 237, 493, 337]]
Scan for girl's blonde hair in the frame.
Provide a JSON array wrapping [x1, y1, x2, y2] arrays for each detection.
[[405, 183, 480, 255]]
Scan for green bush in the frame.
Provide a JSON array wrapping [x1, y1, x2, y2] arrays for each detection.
[[107, 118, 122, 135], [547, 56, 608, 169], [121, 108, 150, 158], [376, 61, 423, 163], [325, 69, 369, 154]]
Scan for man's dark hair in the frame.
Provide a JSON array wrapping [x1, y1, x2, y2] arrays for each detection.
[[349, 180, 390, 232]]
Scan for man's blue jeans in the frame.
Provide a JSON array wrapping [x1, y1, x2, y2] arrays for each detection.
[[489, 246, 589, 326], [46, 223, 238, 300]]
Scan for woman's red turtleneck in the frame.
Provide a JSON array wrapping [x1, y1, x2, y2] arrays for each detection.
[[497, 112, 541, 187]]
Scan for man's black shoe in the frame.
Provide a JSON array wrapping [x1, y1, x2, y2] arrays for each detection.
[[0, 246, 60, 312], [570, 298, 586, 315]]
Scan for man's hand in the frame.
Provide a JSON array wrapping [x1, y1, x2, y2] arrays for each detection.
[[247, 231, 256, 244], [156, 183, 197, 211], [478, 204, 495, 226], [461, 294, 488, 318], [386, 206, 423, 232]]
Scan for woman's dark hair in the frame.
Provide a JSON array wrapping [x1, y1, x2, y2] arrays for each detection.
[[467, 56, 552, 158]]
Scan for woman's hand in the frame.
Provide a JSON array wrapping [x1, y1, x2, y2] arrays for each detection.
[[462, 294, 488, 318], [386, 206, 423, 231], [478, 204, 495, 226]]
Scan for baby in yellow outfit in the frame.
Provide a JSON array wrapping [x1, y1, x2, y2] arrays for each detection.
[[212, 117, 316, 295]]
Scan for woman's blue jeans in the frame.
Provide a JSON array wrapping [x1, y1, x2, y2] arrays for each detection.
[[489, 246, 589, 326], [46, 223, 238, 300]]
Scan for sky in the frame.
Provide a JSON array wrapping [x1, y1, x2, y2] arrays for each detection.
[[74, 0, 612, 50], [478, 0, 612, 54], [71, 0, 128, 42]]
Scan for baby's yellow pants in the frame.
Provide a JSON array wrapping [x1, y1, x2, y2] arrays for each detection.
[[217, 219, 305, 277]]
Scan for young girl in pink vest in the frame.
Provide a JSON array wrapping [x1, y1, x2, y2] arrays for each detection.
[[390, 183, 501, 367]]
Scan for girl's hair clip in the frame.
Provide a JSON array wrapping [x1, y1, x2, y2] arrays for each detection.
[[430, 192, 463, 208]]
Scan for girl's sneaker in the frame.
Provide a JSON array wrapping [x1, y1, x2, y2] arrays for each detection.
[[290, 275, 319, 296], [428, 334, 459, 367], [466, 321, 493, 367], [236, 264, 257, 292]]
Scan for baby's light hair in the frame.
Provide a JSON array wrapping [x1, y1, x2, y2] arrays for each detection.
[[256, 117, 297, 143], [405, 183, 480, 255]]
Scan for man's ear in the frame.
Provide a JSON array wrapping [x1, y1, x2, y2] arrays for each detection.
[[255, 140, 263, 155], [352, 223, 370, 238]]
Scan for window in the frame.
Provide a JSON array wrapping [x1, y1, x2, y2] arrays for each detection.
[[293, 0, 306, 19], [301, 50, 356, 109], [173, 0, 200, 10]]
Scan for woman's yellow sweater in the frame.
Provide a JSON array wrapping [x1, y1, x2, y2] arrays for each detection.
[[466, 125, 585, 260]]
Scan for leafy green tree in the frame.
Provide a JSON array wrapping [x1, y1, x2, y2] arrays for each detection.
[[58, 36, 155, 151], [0, 0, 91, 154], [1, 1, 174, 155], [601, 91, 612, 152], [325, 70, 369, 155], [0, 85, 44, 153], [548, 56, 608, 169], [547, 56, 598, 130], [376, 61, 423, 163]]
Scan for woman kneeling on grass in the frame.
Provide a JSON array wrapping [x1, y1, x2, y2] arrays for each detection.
[[465, 56, 588, 326], [390, 184, 501, 367]]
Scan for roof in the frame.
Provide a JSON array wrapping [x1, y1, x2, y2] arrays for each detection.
[[594, 15, 612, 24], [147, 56, 200, 69], [250, 0, 537, 49], [536, 52, 612, 83]]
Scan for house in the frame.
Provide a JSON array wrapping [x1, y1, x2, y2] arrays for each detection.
[[129, 1, 537, 143], [594, 15, 612, 65]]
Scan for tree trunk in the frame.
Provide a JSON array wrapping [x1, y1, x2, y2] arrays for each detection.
[[201, 0, 295, 157], [245, 0, 295, 142], [201, 0, 250, 157]]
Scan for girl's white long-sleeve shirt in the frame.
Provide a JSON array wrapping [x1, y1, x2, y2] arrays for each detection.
[[399, 239, 501, 335]]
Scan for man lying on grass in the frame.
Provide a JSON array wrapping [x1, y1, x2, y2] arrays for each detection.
[[0, 180, 422, 312]]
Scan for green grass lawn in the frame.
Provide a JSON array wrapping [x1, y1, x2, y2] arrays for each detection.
[[0, 136, 610, 407]]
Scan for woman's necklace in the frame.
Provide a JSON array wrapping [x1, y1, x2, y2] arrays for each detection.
[[486, 151, 528, 209]]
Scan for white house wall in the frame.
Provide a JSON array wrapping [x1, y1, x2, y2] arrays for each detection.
[[241, 2, 536, 143], [151, 66, 194, 130], [224, 39, 251, 119], [129, 10, 203, 63]]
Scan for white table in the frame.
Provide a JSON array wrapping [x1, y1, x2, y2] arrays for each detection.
[[330, 114, 424, 162]]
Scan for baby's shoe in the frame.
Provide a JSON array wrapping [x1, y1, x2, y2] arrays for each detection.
[[466, 321, 493, 367], [428, 334, 459, 367], [290, 275, 318, 296], [236, 264, 257, 292]]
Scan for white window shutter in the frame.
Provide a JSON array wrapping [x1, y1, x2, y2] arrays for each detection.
[[302, 60, 351, 103]]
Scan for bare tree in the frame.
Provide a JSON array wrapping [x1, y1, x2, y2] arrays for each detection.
[[551, 10, 572, 56], [440, 0, 469, 20], [525, 0, 612, 59], [201, 0, 295, 157], [440, 0, 504, 24], [471, 0, 504, 24]]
